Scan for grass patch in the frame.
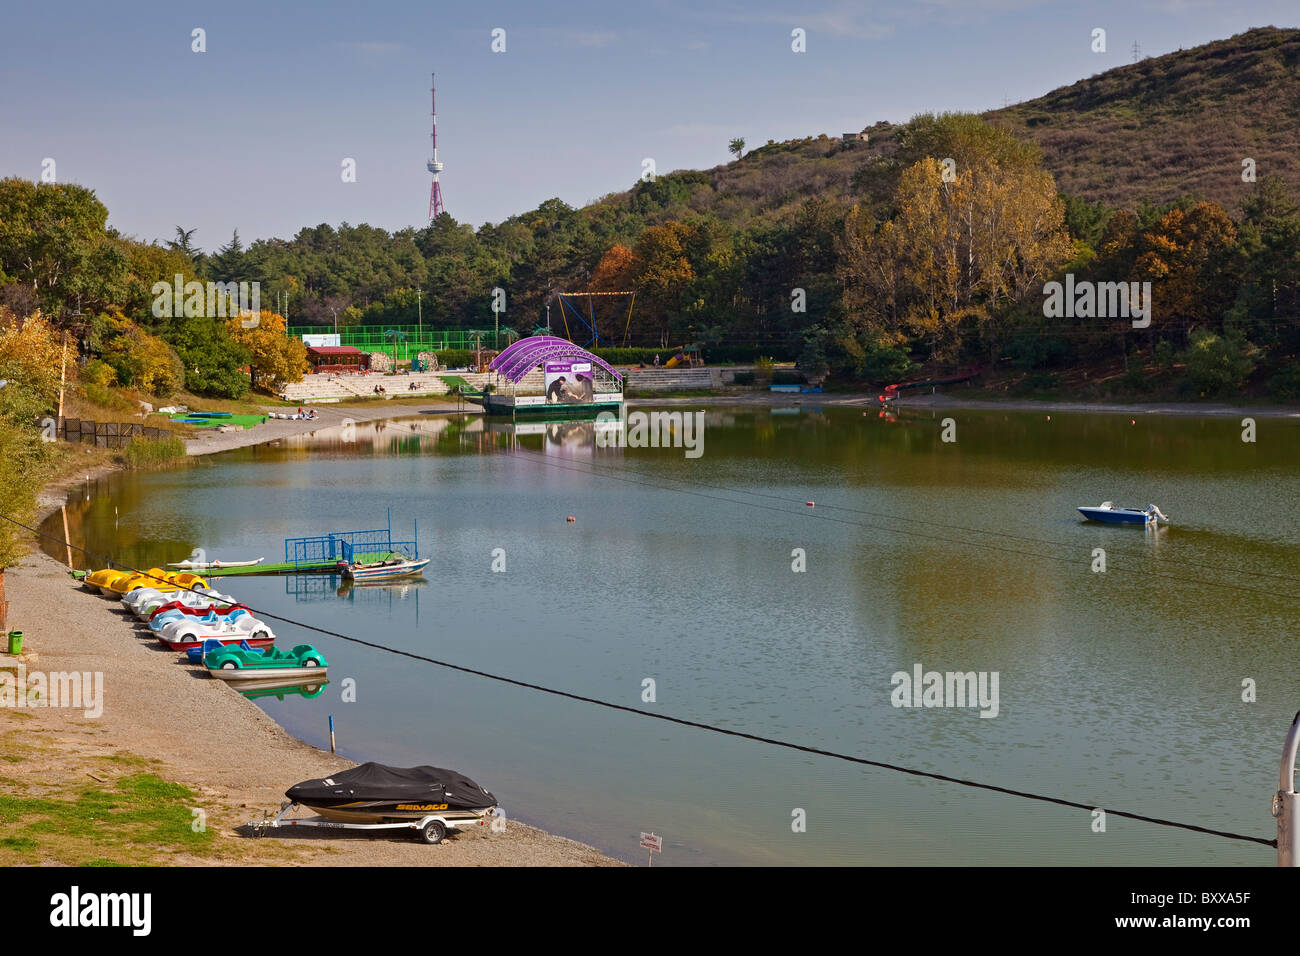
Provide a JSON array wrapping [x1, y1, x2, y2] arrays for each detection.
[[0, 835, 38, 857], [0, 772, 215, 866], [119, 436, 187, 470], [183, 414, 268, 430]]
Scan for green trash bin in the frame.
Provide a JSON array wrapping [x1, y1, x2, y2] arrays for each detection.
[[7, 631, 22, 654]]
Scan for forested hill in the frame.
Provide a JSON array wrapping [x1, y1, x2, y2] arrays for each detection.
[[993, 26, 1300, 211], [4, 25, 1299, 406], [612, 26, 1300, 230]]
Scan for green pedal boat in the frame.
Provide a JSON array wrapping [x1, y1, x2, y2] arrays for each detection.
[[205, 643, 328, 682]]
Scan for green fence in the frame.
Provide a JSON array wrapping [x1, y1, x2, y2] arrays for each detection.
[[287, 326, 506, 360]]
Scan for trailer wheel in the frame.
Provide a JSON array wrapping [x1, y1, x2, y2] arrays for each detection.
[[419, 820, 446, 845]]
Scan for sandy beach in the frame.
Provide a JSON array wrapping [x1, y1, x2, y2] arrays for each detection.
[[2, 400, 623, 866]]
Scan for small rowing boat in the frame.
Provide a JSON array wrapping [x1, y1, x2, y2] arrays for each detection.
[[1077, 502, 1169, 525], [167, 557, 265, 570], [341, 555, 430, 581]]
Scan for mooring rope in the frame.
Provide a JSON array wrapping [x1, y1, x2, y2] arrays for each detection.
[[2, 513, 1276, 849]]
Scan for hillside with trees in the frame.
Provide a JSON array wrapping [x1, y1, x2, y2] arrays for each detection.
[[0, 25, 1297, 408]]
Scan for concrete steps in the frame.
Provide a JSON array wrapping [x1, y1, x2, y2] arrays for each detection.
[[280, 368, 548, 403], [624, 368, 717, 391]]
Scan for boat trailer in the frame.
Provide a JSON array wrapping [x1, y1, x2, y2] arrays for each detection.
[[251, 802, 496, 845]]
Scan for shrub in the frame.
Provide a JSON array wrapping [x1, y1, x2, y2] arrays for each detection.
[[1180, 330, 1258, 398], [1153, 340, 1177, 369], [1007, 327, 1071, 371], [1266, 362, 1300, 401], [1121, 364, 1148, 390], [82, 359, 117, 387], [855, 343, 914, 383], [431, 349, 477, 368], [0, 421, 54, 570]]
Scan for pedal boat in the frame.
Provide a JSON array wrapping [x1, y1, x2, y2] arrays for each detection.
[[205, 643, 326, 681]]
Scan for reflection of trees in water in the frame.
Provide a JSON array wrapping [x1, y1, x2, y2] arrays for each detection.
[[41, 480, 196, 571]]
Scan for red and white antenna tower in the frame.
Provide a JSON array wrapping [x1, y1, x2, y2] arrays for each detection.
[[426, 73, 445, 221]]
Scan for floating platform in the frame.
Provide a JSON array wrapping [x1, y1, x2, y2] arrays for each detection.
[[480, 393, 624, 419], [201, 551, 402, 577]]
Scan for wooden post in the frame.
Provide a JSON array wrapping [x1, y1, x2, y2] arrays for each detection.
[[56, 331, 68, 428], [61, 504, 74, 570]]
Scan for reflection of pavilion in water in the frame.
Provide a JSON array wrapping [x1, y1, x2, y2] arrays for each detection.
[[486, 417, 624, 458]]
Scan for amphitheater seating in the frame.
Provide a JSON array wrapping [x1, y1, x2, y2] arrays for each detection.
[[623, 368, 718, 391], [280, 368, 547, 403]]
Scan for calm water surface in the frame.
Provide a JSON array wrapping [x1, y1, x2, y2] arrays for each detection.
[[48, 406, 1300, 865]]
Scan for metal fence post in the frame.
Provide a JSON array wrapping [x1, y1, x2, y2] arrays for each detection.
[[1275, 709, 1300, 866]]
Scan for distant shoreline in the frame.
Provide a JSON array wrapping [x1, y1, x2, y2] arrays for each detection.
[[631, 390, 1300, 418]]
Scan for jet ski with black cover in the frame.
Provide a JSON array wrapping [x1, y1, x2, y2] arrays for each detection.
[[285, 762, 497, 823], [253, 762, 500, 844]]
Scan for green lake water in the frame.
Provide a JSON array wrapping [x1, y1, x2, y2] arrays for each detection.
[[46, 405, 1300, 865]]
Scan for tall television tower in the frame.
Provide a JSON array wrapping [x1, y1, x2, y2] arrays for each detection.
[[426, 73, 445, 221]]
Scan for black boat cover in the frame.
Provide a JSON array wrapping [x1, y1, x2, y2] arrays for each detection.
[[287, 762, 496, 809]]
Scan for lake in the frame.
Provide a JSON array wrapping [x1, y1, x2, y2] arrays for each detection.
[[46, 405, 1300, 865]]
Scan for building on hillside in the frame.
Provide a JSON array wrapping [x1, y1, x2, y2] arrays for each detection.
[[306, 345, 370, 373]]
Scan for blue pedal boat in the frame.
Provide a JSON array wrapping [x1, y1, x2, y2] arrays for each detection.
[[1077, 502, 1169, 525], [185, 638, 265, 665]]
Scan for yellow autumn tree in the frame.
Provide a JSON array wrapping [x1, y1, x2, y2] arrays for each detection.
[[227, 310, 307, 390], [97, 309, 184, 397], [590, 244, 637, 292], [1134, 202, 1237, 339], [631, 223, 695, 345], [0, 309, 63, 421], [842, 154, 1071, 361], [0, 309, 60, 624]]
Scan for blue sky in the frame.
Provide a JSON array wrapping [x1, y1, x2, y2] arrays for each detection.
[[1, 0, 1294, 250]]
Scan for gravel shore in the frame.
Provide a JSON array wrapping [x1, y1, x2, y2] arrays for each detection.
[[3, 401, 623, 866]]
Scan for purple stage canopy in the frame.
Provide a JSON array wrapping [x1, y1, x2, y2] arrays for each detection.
[[488, 336, 623, 384]]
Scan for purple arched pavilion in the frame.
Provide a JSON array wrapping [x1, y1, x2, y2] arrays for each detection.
[[483, 336, 624, 417]]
